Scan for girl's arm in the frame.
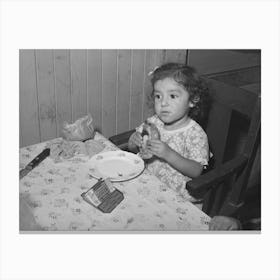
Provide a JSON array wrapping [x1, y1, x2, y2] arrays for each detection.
[[146, 140, 203, 178], [164, 148, 203, 178]]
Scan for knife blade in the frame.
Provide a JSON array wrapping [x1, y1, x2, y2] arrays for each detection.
[[19, 148, 50, 179]]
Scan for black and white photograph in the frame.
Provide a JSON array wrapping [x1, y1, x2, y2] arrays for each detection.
[[1, 1, 280, 280], [19, 49, 261, 232]]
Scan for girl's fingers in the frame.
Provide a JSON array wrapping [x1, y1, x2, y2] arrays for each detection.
[[132, 132, 142, 146], [146, 142, 158, 151], [146, 145, 160, 155], [147, 141, 161, 149], [148, 139, 161, 145]]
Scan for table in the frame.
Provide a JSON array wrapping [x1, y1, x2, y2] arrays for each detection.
[[19, 133, 210, 231]]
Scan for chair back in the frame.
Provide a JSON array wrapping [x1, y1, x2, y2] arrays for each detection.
[[109, 75, 261, 218], [190, 77, 261, 217]]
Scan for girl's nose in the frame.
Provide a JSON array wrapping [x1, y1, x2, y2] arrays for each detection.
[[161, 97, 168, 106]]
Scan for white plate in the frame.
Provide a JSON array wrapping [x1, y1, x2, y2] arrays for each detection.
[[88, 151, 145, 182]]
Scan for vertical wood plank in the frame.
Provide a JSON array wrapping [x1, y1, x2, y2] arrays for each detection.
[[54, 49, 71, 137], [20, 49, 189, 147], [87, 50, 102, 132], [102, 49, 117, 137], [70, 50, 87, 121], [142, 49, 158, 120], [19, 50, 40, 147], [116, 49, 131, 134], [164, 49, 187, 63], [130, 49, 145, 129], [157, 49, 166, 65], [35, 49, 57, 142]]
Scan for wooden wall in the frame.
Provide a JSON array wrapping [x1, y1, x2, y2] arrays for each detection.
[[19, 49, 261, 147], [19, 49, 186, 147]]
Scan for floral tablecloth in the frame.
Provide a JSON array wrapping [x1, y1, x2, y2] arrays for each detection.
[[19, 133, 210, 231]]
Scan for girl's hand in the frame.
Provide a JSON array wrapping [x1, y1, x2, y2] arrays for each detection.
[[146, 139, 172, 160], [128, 131, 142, 148]]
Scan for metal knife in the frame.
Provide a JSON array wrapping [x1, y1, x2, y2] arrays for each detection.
[[19, 148, 50, 179]]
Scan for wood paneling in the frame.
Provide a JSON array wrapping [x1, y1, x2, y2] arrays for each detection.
[[19, 49, 187, 147], [70, 50, 87, 121], [54, 49, 71, 137], [19, 50, 40, 147], [87, 50, 102, 132], [35, 50, 57, 142], [163, 49, 186, 64], [143, 49, 159, 120], [130, 50, 145, 129], [116, 50, 131, 134], [102, 50, 117, 137], [19, 49, 261, 147]]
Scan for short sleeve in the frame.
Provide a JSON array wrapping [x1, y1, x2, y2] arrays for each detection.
[[185, 126, 209, 166]]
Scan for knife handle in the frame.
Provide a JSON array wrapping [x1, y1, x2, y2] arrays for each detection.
[[19, 148, 50, 179]]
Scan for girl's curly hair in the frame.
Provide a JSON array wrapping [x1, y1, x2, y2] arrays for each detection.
[[149, 63, 211, 126]]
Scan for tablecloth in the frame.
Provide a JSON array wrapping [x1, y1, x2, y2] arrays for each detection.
[[19, 133, 210, 231]]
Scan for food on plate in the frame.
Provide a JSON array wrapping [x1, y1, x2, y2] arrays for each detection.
[[139, 121, 160, 159]]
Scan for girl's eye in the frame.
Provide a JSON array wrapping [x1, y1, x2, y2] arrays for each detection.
[[170, 94, 177, 99], [154, 94, 161, 100]]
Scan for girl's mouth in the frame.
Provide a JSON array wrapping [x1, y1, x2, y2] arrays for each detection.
[[160, 111, 170, 115]]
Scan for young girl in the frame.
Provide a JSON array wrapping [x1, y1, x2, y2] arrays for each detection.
[[128, 63, 211, 201]]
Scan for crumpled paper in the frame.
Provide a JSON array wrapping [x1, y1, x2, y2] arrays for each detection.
[[62, 114, 95, 141], [45, 114, 104, 162], [46, 138, 105, 162]]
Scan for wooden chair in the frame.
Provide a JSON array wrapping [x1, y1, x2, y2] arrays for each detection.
[[186, 78, 260, 217], [109, 78, 261, 218]]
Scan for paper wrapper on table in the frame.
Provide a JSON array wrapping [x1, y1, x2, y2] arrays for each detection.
[[85, 140, 106, 158], [47, 138, 105, 162], [139, 121, 160, 159], [62, 114, 95, 141]]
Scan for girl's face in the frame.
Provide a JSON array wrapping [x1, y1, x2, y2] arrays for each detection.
[[153, 77, 193, 129]]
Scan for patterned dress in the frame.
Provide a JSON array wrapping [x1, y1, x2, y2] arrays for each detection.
[[136, 115, 209, 201]]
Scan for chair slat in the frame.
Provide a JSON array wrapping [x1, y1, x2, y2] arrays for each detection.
[[206, 101, 232, 166], [205, 78, 258, 118], [220, 97, 261, 214]]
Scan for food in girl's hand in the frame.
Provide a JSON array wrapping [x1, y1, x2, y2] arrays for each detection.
[[139, 121, 160, 159]]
